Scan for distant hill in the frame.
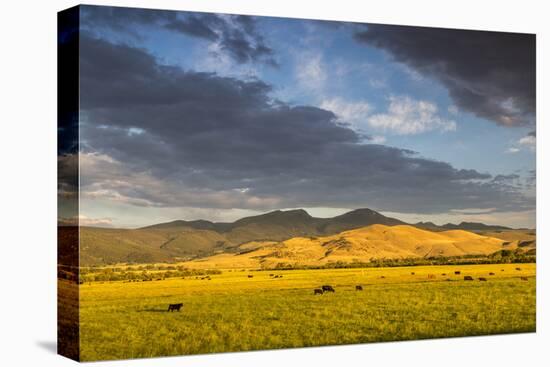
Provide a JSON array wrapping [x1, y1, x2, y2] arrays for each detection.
[[415, 221, 512, 232], [79, 208, 522, 266], [181, 224, 510, 269], [318, 208, 405, 234], [441, 222, 512, 231]]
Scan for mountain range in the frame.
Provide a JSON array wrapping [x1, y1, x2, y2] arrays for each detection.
[[77, 208, 533, 266]]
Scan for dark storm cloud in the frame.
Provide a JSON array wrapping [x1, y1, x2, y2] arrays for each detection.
[[80, 5, 277, 66], [79, 34, 534, 214], [354, 25, 535, 127]]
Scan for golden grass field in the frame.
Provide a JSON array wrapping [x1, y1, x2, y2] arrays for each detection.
[[69, 263, 536, 361]]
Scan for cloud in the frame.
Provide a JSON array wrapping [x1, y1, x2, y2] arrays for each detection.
[[448, 105, 459, 115], [78, 34, 534, 215], [79, 152, 282, 210], [367, 95, 456, 135], [492, 174, 520, 182], [79, 215, 113, 227], [295, 52, 327, 93], [370, 135, 386, 144], [519, 133, 536, 151], [320, 97, 372, 128], [354, 25, 535, 127], [58, 214, 113, 227], [450, 207, 497, 215], [507, 131, 536, 153], [81, 5, 277, 66]]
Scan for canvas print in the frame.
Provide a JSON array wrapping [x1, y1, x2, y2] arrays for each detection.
[[58, 5, 536, 362]]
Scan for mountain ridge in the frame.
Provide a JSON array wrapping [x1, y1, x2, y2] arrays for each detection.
[[79, 208, 528, 266]]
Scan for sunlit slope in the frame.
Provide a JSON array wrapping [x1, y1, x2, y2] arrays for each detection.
[[184, 224, 508, 268]]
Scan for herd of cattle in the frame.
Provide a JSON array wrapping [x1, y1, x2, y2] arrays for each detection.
[[166, 267, 531, 310], [311, 267, 530, 295]]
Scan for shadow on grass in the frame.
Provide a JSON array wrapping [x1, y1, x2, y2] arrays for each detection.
[[138, 307, 183, 313]]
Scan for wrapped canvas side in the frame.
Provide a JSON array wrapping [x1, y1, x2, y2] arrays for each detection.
[[57, 5, 80, 362]]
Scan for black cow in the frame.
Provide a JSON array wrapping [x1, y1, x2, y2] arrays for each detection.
[[322, 285, 335, 292], [489, 272, 495, 276], [168, 303, 183, 312], [520, 276, 529, 281], [355, 285, 363, 291], [314, 288, 323, 295], [454, 271, 461, 275], [478, 277, 487, 281], [248, 275, 253, 278], [464, 276, 474, 281]]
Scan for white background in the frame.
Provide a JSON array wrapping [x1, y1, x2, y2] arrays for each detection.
[[0, 0, 547, 365]]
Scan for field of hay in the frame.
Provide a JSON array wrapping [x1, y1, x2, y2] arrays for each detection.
[[76, 263, 536, 361]]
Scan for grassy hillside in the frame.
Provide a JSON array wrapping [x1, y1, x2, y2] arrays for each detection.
[[80, 228, 174, 265], [181, 224, 513, 269]]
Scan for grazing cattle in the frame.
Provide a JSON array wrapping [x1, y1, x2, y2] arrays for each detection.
[[464, 276, 474, 281], [279, 275, 283, 278], [269, 274, 274, 277], [314, 288, 323, 295], [380, 276, 385, 279], [322, 285, 335, 293], [248, 275, 253, 278], [441, 273, 447, 276], [520, 277, 528, 281], [427, 274, 436, 279], [516, 267, 521, 271], [478, 277, 487, 281], [168, 303, 183, 312], [489, 272, 495, 276], [411, 272, 415, 275], [356, 285, 363, 291], [454, 271, 461, 275]]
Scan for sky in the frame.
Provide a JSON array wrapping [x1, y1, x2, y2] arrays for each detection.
[[62, 5, 536, 228]]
